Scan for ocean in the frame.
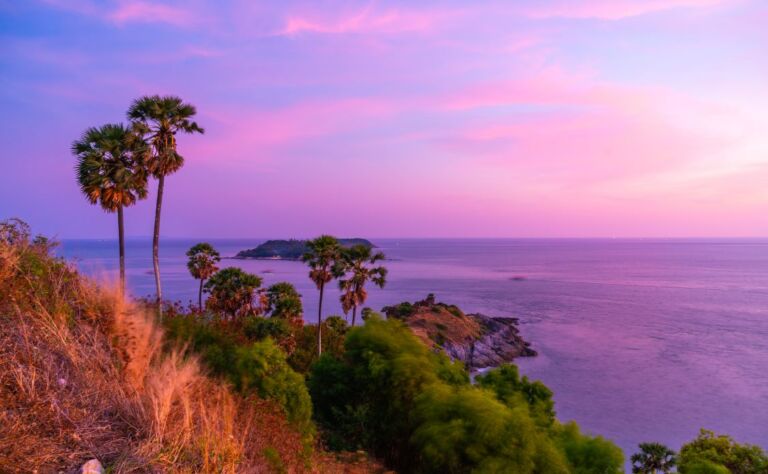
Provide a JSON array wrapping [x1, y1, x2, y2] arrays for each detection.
[[58, 237, 768, 460]]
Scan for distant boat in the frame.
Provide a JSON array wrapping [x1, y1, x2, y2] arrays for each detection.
[[510, 276, 527, 281]]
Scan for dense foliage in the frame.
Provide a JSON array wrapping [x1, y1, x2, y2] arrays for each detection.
[[677, 429, 768, 474], [162, 314, 314, 437], [308, 315, 624, 473]]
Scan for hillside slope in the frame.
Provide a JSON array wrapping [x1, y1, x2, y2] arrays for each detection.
[[0, 221, 377, 473]]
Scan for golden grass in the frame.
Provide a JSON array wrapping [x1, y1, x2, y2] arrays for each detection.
[[0, 227, 383, 473]]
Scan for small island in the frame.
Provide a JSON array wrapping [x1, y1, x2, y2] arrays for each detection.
[[383, 294, 536, 369], [235, 238, 374, 260]]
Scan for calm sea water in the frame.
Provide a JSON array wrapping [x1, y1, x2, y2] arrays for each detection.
[[58, 238, 768, 461]]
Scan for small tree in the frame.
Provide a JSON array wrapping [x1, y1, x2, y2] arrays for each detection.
[[301, 235, 341, 356], [186, 243, 221, 311], [631, 442, 677, 474], [337, 244, 387, 326], [204, 267, 262, 320], [678, 429, 768, 473]]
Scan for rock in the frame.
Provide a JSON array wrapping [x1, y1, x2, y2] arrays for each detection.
[[81, 459, 104, 474], [383, 295, 536, 370], [440, 313, 536, 369]]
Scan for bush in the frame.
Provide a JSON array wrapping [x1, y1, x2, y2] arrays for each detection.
[[289, 316, 350, 373], [678, 429, 768, 474], [476, 364, 555, 428], [555, 422, 624, 474], [232, 339, 314, 435], [308, 315, 621, 473], [163, 314, 313, 437]]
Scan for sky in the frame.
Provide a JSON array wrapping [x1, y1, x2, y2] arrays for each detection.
[[1, 0, 767, 238]]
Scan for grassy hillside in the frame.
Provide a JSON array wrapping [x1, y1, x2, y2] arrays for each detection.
[[0, 220, 378, 473]]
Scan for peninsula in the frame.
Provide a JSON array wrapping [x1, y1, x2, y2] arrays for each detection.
[[383, 294, 536, 369]]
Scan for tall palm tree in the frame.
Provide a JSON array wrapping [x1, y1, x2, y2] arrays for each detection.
[[127, 95, 204, 310], [186, 242, 220, 311], [72, 124, 149, 293], [337, 245, 387, 327], [301, 235, 341, 356], [631, 442, 677, 474]]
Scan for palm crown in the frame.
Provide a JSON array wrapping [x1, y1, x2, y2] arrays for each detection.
[[631, 442, 677, 474], [127, 95, 204, 177], [72, 124, 149, 211], [186, 242, 220, 280], [337, 245, 387, 319], [302, 235, 341, 289]]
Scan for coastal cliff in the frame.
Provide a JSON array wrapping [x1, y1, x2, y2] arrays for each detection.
[[383, 294, 536, 369]]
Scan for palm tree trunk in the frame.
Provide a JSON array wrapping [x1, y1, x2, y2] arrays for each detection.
[[153, 174, 164, 314], [317, 283, 324, 356], [117, 204, 125, 295], [352, 304, 357, 327], [198, 278, 204, 311]]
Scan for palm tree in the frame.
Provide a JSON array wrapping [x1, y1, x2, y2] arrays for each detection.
[[301, 235, 341, 356], [337, 245, 387, 327], [186, 242, 221, 311], [127, 95, 204, 310], [72, 124, 149, 293], [204, 267, 262, 320], [631, 442, 677, 474]]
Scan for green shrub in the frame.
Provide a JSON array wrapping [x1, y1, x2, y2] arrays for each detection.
[[288, 316, 349, 373], [163, 314, 313, 436], [308, 315, 620, 473], [678, 429, 768, 474], [232, 339, 313, 435], [476, 364, 555, 428], [555, 422, 624, 474]]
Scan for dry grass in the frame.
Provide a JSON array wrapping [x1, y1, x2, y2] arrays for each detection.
[[0, 223, 384, 473]]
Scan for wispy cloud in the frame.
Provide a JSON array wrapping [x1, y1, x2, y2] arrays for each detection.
[[522, 0, 725, 20], [277, 4, 460, 36], [39, 0, 202, 27], [108, 1, 200, 26]]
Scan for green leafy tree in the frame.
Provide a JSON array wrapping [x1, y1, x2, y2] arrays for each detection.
[[555, 422, 624, 474], [204, 267, 262, 319], [678, 429, 768, 474], [301, 235, 341, 356], [127, 95, 204, 310], [72, 124, 149, 293], [631, 442, 677, 473], [309, 316, 624, 473], [232, 339, 313, 434], [476, 363, 556, 428], [336, 244, 387, 326], [186, 242, 220, 310]]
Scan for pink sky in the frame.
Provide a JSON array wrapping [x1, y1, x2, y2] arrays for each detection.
[[1, 0, 767, 237]]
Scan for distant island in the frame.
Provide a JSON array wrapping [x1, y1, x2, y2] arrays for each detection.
[[235, 238, 374, 260]]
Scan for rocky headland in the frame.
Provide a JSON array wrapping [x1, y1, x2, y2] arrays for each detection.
[[383, 294, 536, 369]]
